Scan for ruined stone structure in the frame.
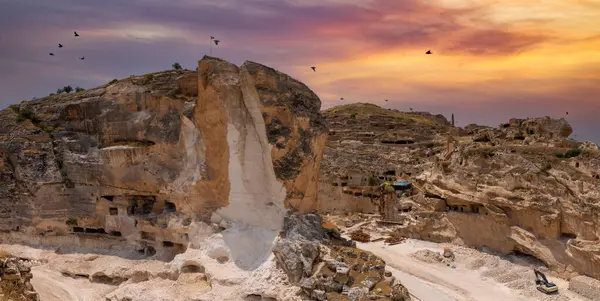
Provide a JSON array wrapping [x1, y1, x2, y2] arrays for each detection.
[[319, 103, 600, 281]]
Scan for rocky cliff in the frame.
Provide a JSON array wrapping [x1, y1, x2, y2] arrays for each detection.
[[319, 103, 600, 281], [0, 56, 327, 259]]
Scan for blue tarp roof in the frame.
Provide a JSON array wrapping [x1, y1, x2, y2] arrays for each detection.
[[393, 181, 412, 186]]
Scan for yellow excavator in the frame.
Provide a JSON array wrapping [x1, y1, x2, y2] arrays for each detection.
[[534, 269, 558, 294]]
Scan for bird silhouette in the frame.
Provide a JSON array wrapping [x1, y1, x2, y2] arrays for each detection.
[[311, 66, 316, 72], [74, 31, 79, 37], [210, 36, 215, 40], [425, 50, 432, 54], [58, 44, 63, 48], [340, 97, 344, 100], [566, 112, 569, 115], [385, 99, 389, 102], [79, 57, 84, 60], [410, 107, 414, 111], [214, 39, 220, 45], [49, 53, 54, 56]]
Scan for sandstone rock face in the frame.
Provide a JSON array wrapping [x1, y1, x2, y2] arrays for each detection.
[[0, 256, 39, 301], [0, 56, 327, 262], [319, 103, 600, 280]]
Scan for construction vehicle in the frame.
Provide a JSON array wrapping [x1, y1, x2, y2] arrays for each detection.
[[534, 269, 559, 294]]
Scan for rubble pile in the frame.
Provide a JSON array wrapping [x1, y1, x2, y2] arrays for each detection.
[[273, 214, 411, 301], [350, 230, 371, 243], [0, 256, 38, 301]]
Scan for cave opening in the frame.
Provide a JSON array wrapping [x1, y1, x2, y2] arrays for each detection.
[[109, 207, 118, 216], [145, 246, 156, 257], [72, 227, 84, 233], [85, 228, 107, 234], [141, 231, 155, 241], [110, 231, 122, 237], [560, 232, 577, 240], [164, 201, 176, 213], [127, 197, 156, 216]]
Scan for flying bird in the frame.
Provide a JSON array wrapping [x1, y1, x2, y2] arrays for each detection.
[[410, 107, 414, 111], [340, 97, 344, 100], [49, 53, 54, 56], [311, 66, 316, 72], [210, 36, 215, 40], [74, 31, 79, 37], [385, 99, 388, 102], [79, 57, 84, 60], [214, 39, 220, 45], [425, 50, 432, 54], [58, 44, 63, 48], [566, 112, 569, 115]]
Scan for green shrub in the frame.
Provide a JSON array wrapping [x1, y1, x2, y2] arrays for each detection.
[[108, 79, 118, 85], [144, 73, 154, 80], [172, 62, 182, 70], [564, 148, 582, 158], [9, 104, 19, 113], [60, 166, 68, 179], [63, 86, 73, 93], [65, 218, 78, 226], [75, 87, 85, 92], [56, 88, 64, 94], [16, 108, 40, 123], [554, 152, 564, 158]]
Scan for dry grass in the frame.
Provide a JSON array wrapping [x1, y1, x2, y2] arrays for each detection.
[[0, 250, 10, 258]]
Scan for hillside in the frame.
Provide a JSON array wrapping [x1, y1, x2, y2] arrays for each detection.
[[318, 103, 600, 282]]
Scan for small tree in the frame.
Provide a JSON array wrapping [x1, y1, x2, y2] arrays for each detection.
[[172, 62, 182, 70], [56, 88, 64, 94], [63, 86, 73, 93], [75, 87, 85, 92]]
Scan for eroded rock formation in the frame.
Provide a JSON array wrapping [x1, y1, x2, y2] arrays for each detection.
[[0, 56, 327, 262], [319, 103, 600, 280]]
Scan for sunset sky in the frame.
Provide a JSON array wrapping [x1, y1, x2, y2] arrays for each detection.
[[1, 0, 599, 141]]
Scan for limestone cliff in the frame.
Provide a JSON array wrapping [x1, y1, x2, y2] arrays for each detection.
[[0, 56, 327, 261], [319, 103, 600, 281]]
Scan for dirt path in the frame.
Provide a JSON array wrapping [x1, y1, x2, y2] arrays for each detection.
[[31, 269, 81, 301], [357, 240, 588, 301]]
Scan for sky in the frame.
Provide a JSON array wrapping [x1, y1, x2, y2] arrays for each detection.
[[1, 0, 599, 142]]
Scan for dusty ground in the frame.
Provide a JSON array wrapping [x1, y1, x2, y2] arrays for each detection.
[[329, 213, 592, 301], [0, 230, 302, 301], [358, 239, 591, 301], [1, 215, 595, 301]]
